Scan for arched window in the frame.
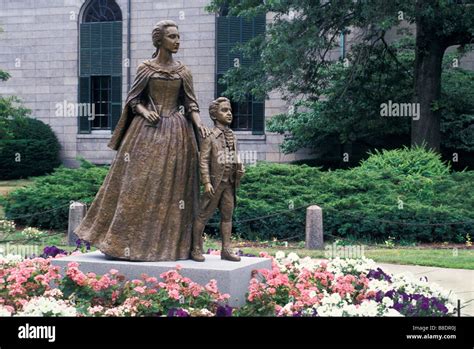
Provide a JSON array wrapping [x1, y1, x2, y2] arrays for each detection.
[[79, 0, 123, 133], [83, 0, 123, 22]]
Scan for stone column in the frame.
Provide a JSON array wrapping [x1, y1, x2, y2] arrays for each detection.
[[68, 202, 87, 246], [305, 205, 323, 249]]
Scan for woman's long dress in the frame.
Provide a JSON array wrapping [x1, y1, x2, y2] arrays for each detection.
[[74, 61, 200, 261]]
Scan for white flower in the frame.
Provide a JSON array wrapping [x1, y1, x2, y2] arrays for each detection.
[[197, 308, 213, 317], [21, 227, 45, 239], [367, 279, 392, 293], [88, 306, 104, 316], [382, 297, 394, 308], [16, 297, 77, 317], [43, 289, 64, 299], [0, 306, 12, 317], [384, 308, 404, 317], [0, 254, 24, 265], [275, 251, 285, 259], [287, 252, 300, 262], [278, 302, 294, 316]]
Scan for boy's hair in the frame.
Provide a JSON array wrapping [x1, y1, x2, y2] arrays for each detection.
[[209, 97, 231, 121]]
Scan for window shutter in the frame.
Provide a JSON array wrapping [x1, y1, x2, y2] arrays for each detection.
[[253, 14, 266, 63], [80, 23, 91, 76], [241, 18, 253, 67], [252, 101, 264, 135], [216, 14, 266, 133], [216, 17, 230, 75], [78, 76, 91, 133], [112, 22, 123, 75], [90, 23, 102, 75], [81, 22, 122, 76], [111, 76, 122, 131], [79, 20, 122, 132]]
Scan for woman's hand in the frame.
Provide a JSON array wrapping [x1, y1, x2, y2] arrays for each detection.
[[142, 110, 160, 124], [197, 124, 211, 138]]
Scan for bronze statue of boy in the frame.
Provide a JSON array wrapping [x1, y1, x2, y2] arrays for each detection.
[[191, 97, 245, 262]]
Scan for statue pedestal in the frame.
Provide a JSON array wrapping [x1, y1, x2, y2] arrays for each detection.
[[51, 251, 272, 307]]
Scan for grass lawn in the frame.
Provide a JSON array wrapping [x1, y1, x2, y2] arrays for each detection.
[[1, 234, 471, 269], [204, 239, 474, 270]]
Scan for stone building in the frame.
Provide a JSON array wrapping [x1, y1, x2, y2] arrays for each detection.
[[1, 0, 472, 168], [0, 0, 311, 167]]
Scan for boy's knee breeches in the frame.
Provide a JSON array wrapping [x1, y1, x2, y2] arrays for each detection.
[[196, 181, 235, 224]]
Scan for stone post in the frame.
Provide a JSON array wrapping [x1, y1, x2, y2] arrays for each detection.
[[68, 201, 87, 246], [305, 205, 323, 249]]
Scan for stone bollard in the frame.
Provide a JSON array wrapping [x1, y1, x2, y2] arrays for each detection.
[[305, 205, 324, 249], [68, 201, 87, 246]]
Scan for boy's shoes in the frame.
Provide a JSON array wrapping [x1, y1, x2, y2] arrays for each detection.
[[191, 248, 205, 262], [221, 248, 241, 262]]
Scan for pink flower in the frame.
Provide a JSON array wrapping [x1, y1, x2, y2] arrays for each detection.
[[205, 280, 218, 294], [134, 286, 146, 294], [109, 269, 119, 275], [168, 289, 180, 300], [67, 262, 79, 268]]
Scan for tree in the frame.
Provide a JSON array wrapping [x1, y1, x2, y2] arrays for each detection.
[[265, 36, 474, 163], [0, 71, 30, 139], [206, 0, 474, 152]]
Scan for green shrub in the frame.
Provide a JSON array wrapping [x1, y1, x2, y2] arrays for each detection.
[[1, 159, 109, 230], [0, 117, 61, 179], [2, 148, 473, 243], [233, 160, 473, 243], [358, 145, 451, 177]]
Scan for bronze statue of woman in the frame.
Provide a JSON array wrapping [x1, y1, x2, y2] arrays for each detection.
[[75, 20, 210, 261]]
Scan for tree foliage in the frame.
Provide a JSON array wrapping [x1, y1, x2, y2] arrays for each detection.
[[206, 0, 474, 152]]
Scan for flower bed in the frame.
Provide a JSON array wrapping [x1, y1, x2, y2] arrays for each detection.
[[0, 251, 459, 317]]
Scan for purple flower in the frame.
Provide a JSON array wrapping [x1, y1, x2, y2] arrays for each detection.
[[421, 298, 430, 310], [375, 291, 384, 302], [435, 301, 448, 314], [41, 246, 66, 258], [399, 292, 409, 302], [367, 268, 392, 282], [76, 239, 91, 251], [216, 305, 233, 317], [393, 302, 404, 312], [167, 308, 190, 317]]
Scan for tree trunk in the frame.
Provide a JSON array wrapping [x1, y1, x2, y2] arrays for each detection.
[[412, 7, 445, 152]]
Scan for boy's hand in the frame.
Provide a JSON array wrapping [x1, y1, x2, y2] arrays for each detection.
[[204, 183, 215, 196]]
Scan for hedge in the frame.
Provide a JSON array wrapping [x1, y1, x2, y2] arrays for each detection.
[[2, 148, 473, 243]]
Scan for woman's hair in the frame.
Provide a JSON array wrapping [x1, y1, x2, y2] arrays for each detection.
[[151, 20, 179, 58], [209, 97, 231, 120]]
